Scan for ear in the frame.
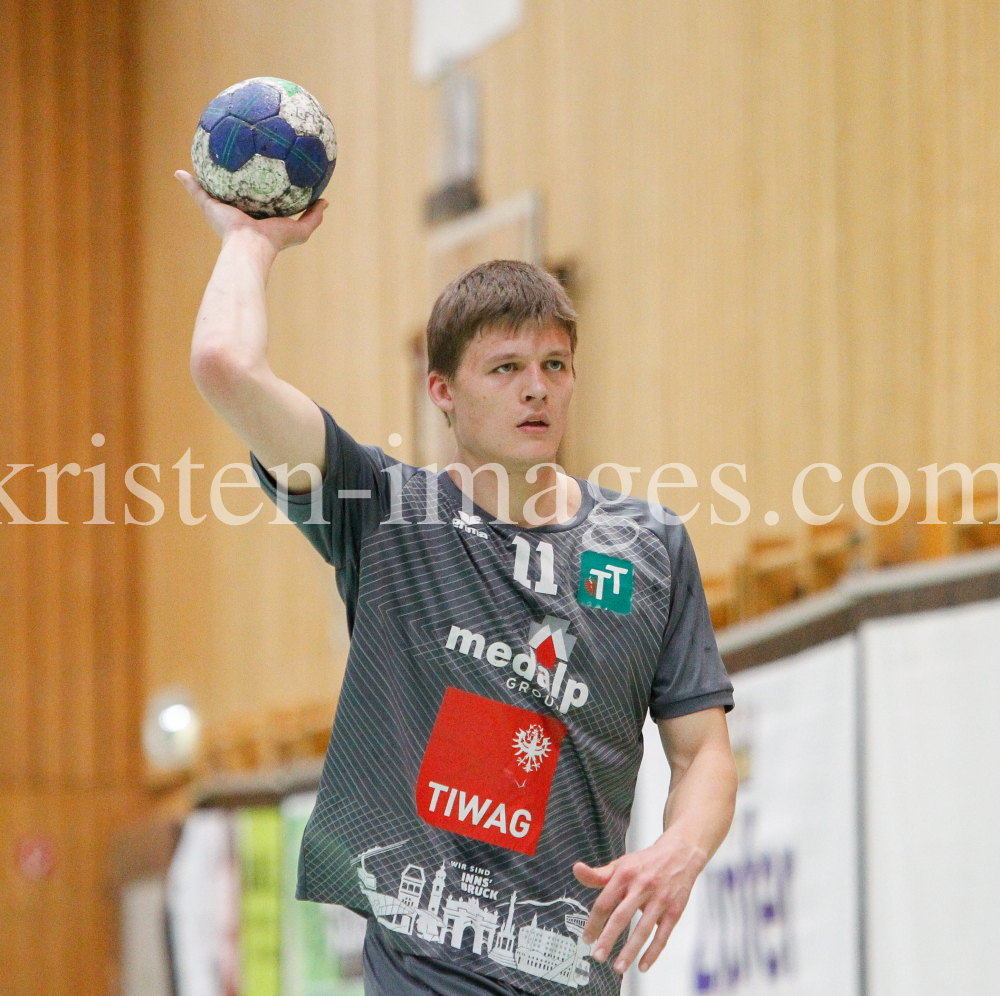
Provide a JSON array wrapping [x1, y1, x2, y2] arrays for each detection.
[[427, 371, 455, 418]]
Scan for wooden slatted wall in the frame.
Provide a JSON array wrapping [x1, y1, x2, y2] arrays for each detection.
[[137, 0, 1000, 723], [0, 1, 147, 993]]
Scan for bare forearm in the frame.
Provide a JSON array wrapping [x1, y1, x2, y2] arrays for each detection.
[[190, 228, 279, 380], [176, 172, 328, 480], [659, 739, 737, 867]]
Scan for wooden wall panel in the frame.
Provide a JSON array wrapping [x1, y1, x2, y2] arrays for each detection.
[[136, 0, 1000, 717], [136, 0, 439, 729], [0, 790, 147, 995], [0, 0, 147, 992], [0, 0, 31, 792], [744, 1, 840, 521]]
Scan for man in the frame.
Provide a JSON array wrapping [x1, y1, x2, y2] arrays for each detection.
[[176, 169, 737, 996]]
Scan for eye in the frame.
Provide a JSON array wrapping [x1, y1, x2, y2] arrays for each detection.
[[545, 359, 565, 371], [493, 362, 516, 374]]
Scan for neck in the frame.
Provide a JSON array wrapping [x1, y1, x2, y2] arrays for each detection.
[[446, 444, 582, 527]]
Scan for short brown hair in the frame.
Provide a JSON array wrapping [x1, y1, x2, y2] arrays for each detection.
[[426, 260, 577, 379]]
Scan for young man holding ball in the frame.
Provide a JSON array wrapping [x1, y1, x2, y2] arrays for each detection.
[[176, 169, 736, 996]]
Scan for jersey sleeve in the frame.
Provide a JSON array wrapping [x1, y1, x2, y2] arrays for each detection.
[[649, 521, 734, 721], [248, 405, 401, 631]]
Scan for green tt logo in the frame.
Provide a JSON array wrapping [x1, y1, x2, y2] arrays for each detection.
[[578, 551, 633, 614]]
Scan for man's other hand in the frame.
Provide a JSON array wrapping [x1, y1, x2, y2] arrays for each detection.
[[573, 833, 703, 975], [574, 706, 737, 975], [175, 170, 326, 253]]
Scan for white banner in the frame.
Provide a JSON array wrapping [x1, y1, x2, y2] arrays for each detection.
[[121, 876, 173, 996], [863, 598, 1000, 996], [166, 810, 240, 996], [628, 636, 859, 996]]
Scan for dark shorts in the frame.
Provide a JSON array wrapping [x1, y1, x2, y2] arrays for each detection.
[[362, 918, 528, 996]]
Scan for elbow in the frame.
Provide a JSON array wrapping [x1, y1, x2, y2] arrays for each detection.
[[190, 344, 255, 400]]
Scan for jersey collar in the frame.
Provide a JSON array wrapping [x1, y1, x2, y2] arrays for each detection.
[[437, 470, 596, 533]]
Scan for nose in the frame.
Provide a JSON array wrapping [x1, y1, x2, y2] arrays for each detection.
[[521, 362, 548, 402]]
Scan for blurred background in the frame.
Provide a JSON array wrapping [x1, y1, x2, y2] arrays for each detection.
[[2, 1, 999, 994]]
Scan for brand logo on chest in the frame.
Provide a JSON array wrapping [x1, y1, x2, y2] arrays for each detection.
[[443, 614, 590, 714], [578, 551, 634, 614], [451, 510, 488, 538], [416, 687, 567, 855]]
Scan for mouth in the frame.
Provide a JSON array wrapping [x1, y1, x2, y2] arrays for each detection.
[[517, 416, 550, 433]]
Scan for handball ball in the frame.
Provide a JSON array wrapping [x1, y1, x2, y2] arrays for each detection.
[[192, 77, 336, 218]]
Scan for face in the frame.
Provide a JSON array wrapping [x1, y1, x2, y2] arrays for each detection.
[[428, 322, 576, 472]]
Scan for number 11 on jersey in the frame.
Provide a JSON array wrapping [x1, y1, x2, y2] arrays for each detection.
[[512, 536, 558, 595]]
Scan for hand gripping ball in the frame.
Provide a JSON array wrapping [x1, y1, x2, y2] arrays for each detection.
[[192, 77, 337, 218]]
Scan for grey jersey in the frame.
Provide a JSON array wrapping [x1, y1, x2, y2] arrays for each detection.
[[250, 407, 733, 996]]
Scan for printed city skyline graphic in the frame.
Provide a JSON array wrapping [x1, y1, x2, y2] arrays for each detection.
[[355, 842, 593, 989]]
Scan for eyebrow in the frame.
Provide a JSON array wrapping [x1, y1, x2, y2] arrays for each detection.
[[486, 350, 572, 363]]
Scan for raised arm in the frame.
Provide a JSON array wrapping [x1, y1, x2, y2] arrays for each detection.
[[574, 706, 737, 975], [176, 170, 327, 490]]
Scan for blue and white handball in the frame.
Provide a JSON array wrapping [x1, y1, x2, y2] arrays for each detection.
[[192, 77, 337, 218]]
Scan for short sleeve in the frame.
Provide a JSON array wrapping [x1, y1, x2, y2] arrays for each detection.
[[249, 406, 409, 632], [649, 522, 734, 721]]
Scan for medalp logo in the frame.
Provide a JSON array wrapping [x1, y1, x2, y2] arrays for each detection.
[[442, 614, 591, 714], [528, 615, 577, 670], [578, 551, 634, 614]]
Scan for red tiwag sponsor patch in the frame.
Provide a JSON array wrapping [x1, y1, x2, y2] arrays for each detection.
[[416, 687, 566, 856]]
